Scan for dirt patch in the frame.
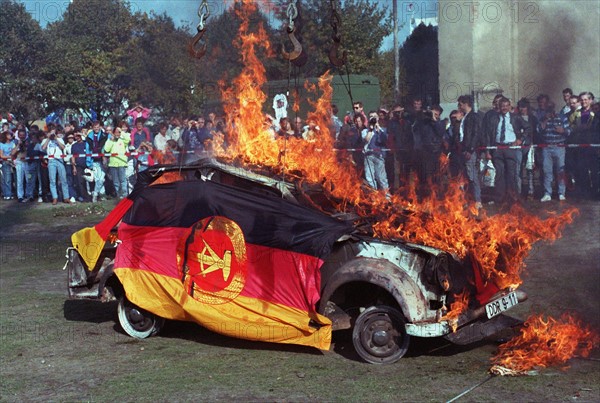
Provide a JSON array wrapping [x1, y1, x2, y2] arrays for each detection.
[[0, 199, 598, 401]]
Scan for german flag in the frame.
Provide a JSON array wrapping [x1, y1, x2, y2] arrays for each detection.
[[82, 177, 352, 350]]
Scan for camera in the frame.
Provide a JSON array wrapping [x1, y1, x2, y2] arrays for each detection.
[[49, 133, 56, 139], [369, 117, 377, 125]]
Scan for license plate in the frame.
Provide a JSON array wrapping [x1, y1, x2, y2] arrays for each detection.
[[485, 291, 519, 319]]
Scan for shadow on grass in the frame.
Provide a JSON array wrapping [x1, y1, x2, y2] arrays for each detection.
[[63, 299, 117, 323]]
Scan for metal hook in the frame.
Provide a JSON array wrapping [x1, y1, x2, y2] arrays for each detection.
[[188, 28, 207, 59], [282, 26, 303, 61], [329, 38, 347, 67], [188, 0, 210, 59]]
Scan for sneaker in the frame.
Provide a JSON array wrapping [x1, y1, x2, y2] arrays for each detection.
[[52, 199, 58, 205], [37, 197, 43, 203], [540, 194, 552, 202], [559, 194, 566, 201], [69, 197, 76, 203], [20, 198, 28, 203]]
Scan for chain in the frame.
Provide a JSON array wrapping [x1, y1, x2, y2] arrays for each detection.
[[197, 0, 210, 31], [286, 1, 298, 30]]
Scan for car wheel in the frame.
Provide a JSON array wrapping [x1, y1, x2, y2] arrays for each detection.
[[352, 305, 410, 364], [117, 297, 164, 339]]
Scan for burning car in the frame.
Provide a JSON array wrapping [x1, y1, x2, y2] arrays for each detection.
[[66, 158, 527, 364]]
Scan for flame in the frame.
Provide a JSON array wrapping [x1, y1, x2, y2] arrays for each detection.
[[490, 313, 599, 375], [441, 290, 470, 332], [209, 0, 577, 299]]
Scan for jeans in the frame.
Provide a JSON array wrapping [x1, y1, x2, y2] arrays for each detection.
[[90, 161, 106, 196], [464, 152, 481, 203], [65, 165, 77, 199], [25, 162, 38, 199], [364, 153, 389, 190], [109, 166, 128, 198], [48, 159, 69, 201], [542, 146, 566, 197], [15, 160, 26, 199], [1, 162, 13, 197]]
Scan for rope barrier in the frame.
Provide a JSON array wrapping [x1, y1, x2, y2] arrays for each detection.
[[1, 143, 598, 162]]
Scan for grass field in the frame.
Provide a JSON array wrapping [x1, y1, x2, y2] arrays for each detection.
[[1, 200, 599, 401]]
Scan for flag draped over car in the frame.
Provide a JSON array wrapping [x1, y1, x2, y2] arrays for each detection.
[[73, 176, 352, 350]]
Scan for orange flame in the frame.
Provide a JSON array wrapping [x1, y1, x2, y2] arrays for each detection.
[[211, 0, 578, 299], [491, 313, 599, 374], [441, 290, 470, 331]]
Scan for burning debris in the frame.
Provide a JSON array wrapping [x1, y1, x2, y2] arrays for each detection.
[[490, 313, 600, 376]]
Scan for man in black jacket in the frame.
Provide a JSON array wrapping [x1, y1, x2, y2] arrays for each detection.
[[457, 95, 483, 208], [485, 97, 528, 205]]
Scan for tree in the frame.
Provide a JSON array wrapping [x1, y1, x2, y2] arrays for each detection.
[[0, 0, 47, 122], [271, 0, 392, 78], [399, 23, 439, 106]]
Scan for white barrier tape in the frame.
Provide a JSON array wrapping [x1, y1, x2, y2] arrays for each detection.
[[1, 143, 598, 162]]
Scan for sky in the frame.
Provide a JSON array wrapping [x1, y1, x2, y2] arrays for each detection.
[[18, 0, 439, 50]]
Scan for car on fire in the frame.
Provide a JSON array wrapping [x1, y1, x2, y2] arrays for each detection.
[[66, 158, 526, 364]]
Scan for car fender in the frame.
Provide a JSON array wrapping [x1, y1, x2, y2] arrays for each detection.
[[319, 257, 429, 323]]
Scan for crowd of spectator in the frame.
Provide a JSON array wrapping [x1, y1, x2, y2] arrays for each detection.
[[1, 88, 599, 207]]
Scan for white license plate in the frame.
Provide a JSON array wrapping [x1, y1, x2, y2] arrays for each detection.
[[485, 291, 519, 319]]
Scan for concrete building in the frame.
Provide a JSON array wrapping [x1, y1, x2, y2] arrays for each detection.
[[438, 0, 600, 112]]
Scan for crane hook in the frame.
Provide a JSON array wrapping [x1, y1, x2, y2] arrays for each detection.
[[188, 0, 210, 59]]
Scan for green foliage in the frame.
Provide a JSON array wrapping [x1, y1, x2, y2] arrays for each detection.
[[0, 0, 408, 122], [270, 0, 391, 77], [0, 0, 46, 121]]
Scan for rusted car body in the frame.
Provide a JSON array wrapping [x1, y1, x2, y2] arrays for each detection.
[[66, 158, 525, 364]]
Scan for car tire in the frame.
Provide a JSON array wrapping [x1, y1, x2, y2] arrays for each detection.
[[117, 297, 164, 339], [352, 305, 410, 364]]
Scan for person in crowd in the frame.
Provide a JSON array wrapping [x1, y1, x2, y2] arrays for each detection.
[[292, 116, 304, 138], [538, 103, 570, 202], [457, 95, 484, 208], [516, 98, 538, 199], [85, 121, 109, 203], [41, 127, 70, 205], [446, 109, 464, 179], [126, 103, 151, 123], [533, 94, 550, 122], [24, 130, 44, 202], [63, 132, 77, 202], [387, 104, 413, 189], [153, 122, 169, 152], [335, 114, 362, 167], [352, 101, 368, 126], [481, 94, 504, 141], [412, 105, 445, 195], [0, 131, 15, 200], [559, 88, 574, 118], [167, 117, 183, 147], [361, 111, 389, 194], [10, 128, 30, 202], [302, 118, 320, 142], [276, 117, 295, 138], [131, 118, 151, 148], [103, 127, 130, 199], [70, 131, 89, 202], [331, 104, 343, 140], [136, 141, 154, 174], [569, 92, 598, 198], [485, 97, 527, 206]]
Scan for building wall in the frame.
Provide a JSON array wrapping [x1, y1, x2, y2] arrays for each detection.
[[438, 0, 600, 112]]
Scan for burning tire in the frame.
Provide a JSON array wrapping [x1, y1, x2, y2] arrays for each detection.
[[352, 305, 410, 364], [117, 297, 164, 339]]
